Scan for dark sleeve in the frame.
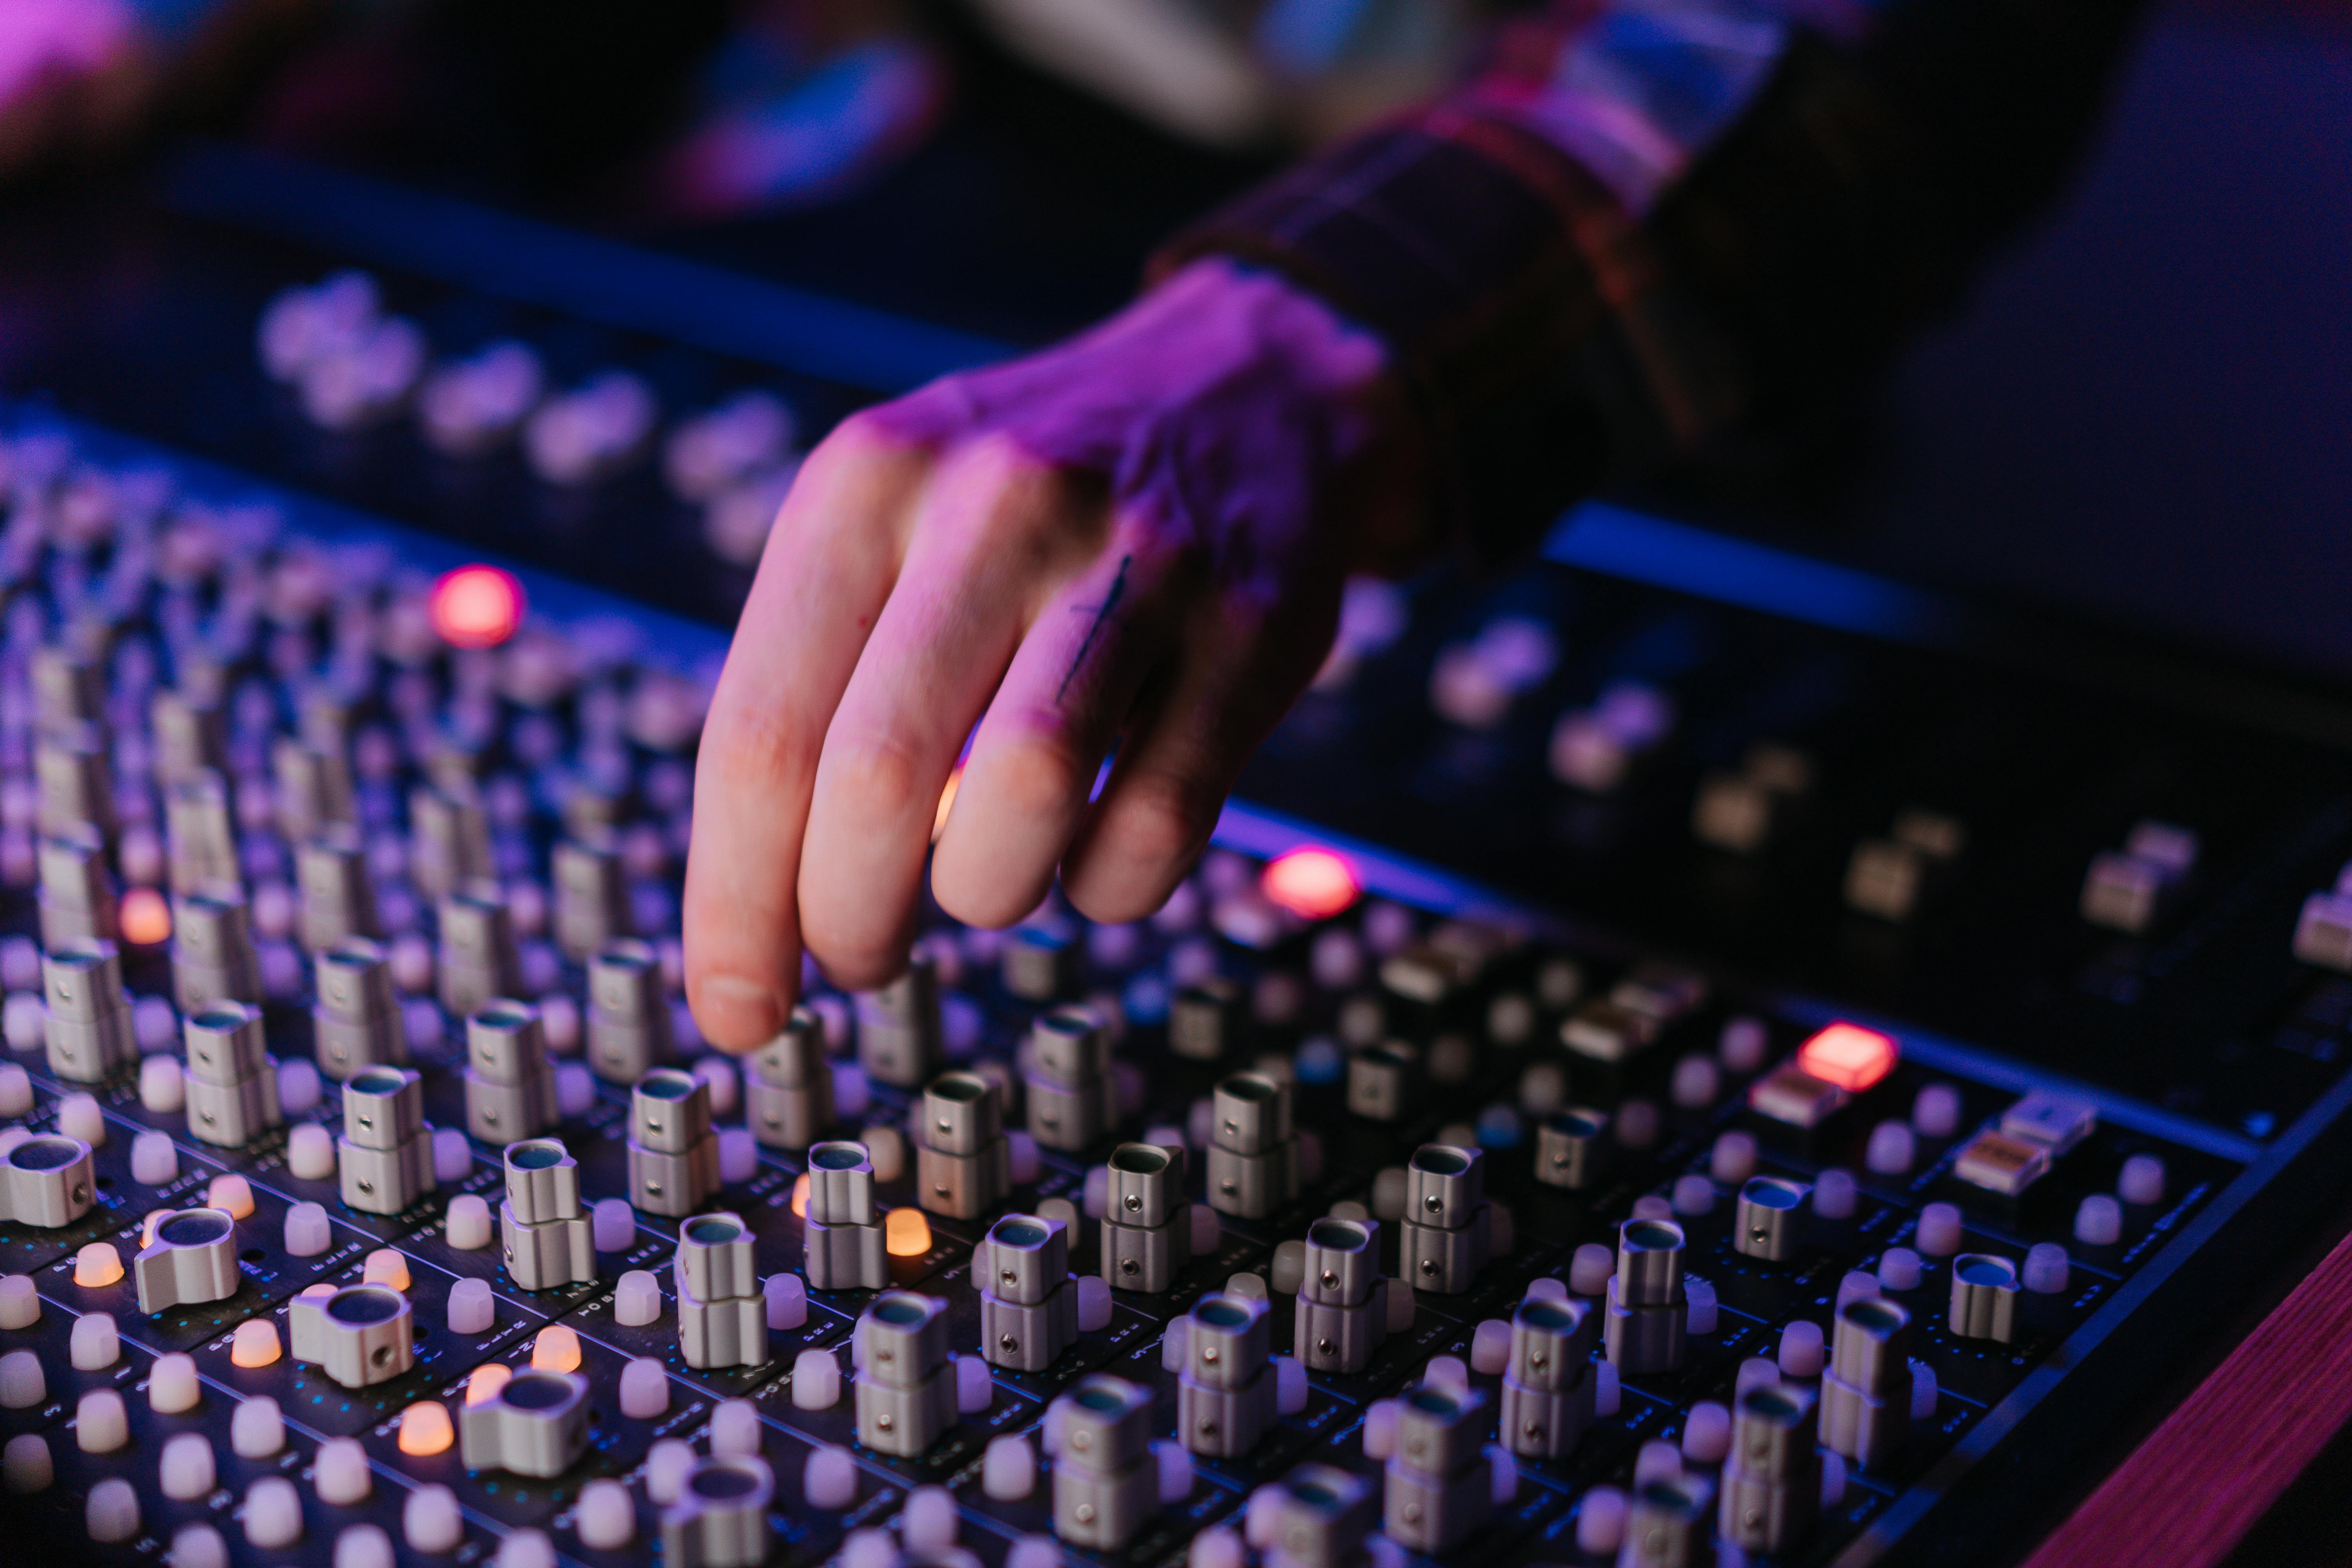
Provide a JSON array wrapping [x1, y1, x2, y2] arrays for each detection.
[[1150, 0, 2149, 565]]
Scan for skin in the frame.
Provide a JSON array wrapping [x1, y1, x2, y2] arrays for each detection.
[[684, 258, 1430, 1050]]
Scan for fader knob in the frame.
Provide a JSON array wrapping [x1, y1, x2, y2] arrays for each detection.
[[1949, 1254, 2021, 1343], [1051, 1376, 1158, 1549]]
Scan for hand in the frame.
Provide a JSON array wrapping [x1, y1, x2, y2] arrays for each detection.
[[683, 258, 1426, 1050]]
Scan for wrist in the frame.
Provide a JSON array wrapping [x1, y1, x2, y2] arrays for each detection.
[[1139, 258, 1435, 571]]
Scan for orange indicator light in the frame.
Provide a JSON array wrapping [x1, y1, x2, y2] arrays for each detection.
[[119, 888, 171, 946], [885, 1208, 932, 1258], [398, 1401, 455, 1456]]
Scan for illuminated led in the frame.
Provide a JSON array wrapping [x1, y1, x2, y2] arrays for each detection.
[[885, 1207, 932, 1258], [230, 1319, 281, 1368], [466, 1363, 514, 1406], [206, 1174, 256, 1220], [73, 1243, 123, 1289], [1261, 848, 1361, 921], [933, 767, 962, 843], [430, 565, 525, 650], [791, 1172, 808, 1219], [362, 1249, 412, 1292], [1797, 1024, 1898, 1094], [530, 1324, 583, 1373], [398, 1401, 456, 1456], [119, 888, 171, 946]]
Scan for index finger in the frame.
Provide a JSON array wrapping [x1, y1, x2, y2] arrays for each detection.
[[682, 415, 931, 1051]]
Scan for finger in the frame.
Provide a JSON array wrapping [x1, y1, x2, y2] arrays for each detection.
[[1060, 575, 1341, 924], [800, 438, 1111, 982], [929, 511, 1193, 929], [682, 416, 929, 1050]]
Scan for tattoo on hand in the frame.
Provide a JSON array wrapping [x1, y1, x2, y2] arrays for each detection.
[[1058, 554, 1133, 703]]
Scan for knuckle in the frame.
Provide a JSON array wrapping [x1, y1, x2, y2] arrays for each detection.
[[988, 722, 1094, 820], [1107, 772, 1213, 869], [822, 729, 930, 825]]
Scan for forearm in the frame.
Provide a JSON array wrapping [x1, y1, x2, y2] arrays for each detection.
[[1154, 0, 2150, 563]]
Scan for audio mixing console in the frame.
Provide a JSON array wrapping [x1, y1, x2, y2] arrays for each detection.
[[0, 149, 2348, 1568]]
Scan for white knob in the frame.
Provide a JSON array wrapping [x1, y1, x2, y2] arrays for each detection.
[[645, 1439, 696, 1504], [402, 1484, 463, 1553], [87, 1475, 142, 1542], [0, 1349, 43, 1408], [315, 1437, 370, 1504], [159, 1432, 217, 1499], [575, 1479, 633, 1549], [76, 1388, 129, 1452], [244, 1476, 304, 1548], [232, 1396, 286, 1457], [333, 1523, 396, 1568], [149, 1352, 200, 1412], [287, 1124, 337, 1180], [444, 1193, 492, 1250], [619, 1357, 668, 1419]]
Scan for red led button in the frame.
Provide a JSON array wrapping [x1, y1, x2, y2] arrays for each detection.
[[1261, 848, 1360, 921], [430, 565, 525, 649], [1796, 1022, 1898, 1093]]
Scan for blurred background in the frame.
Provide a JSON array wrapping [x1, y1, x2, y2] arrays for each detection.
[[0, 0, 2347, 680]]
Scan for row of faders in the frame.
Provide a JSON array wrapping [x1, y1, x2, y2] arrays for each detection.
[[916, 1070, 1012, 1219], [1399, 1144, 1490, 1293], [1104, 1140, 1191, 1291], [1385, 1382, 1492, 1552], [338, 1066, 436, 1215], [181, 1001, 283, 1149], [1178, 1292, 1279, 1458], [311, 937, 408, 1079], [748, 1008, 834, 1151], [36, 827, 114, 948], [586, 937, 673, 1082], [804, 1140, 890, 1291], [855, 1290, 957, 1456], [1209, 1071, 1301, 1219], [628, 1067, 722, 1215], [169, 889, 261, 1009], [675, 1212, 767, 1370], [1497, 1295, 1595, 1459], [1027, 1004, 1117, 1151], [466, 999, 559, 1144], [978, 1212, 1080, 1371], [42, 938, 135, 1083], [501, 1139, 597, 1290]]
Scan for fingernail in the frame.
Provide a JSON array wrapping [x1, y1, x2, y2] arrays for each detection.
[[695, 975, 784, 1049]]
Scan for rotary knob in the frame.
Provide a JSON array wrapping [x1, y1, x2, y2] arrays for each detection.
[[289, 1283, 414, 1389], [0, 1134, 96, 1228], [661, 1454, 774, 1568], [461, 1368, 592, 1477], [132, 1208, 241, 1314]]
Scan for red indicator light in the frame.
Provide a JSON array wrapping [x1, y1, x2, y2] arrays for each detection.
[[1797, 1022, 1898, 1093], [1261, 848, 1361, 921], [431, 565, 525, 649]]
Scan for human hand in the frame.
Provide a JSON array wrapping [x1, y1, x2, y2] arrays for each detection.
[[683, 258, 1426, 1049]]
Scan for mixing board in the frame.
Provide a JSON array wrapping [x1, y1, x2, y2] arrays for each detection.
[[2, 150, 2350, 1568]]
